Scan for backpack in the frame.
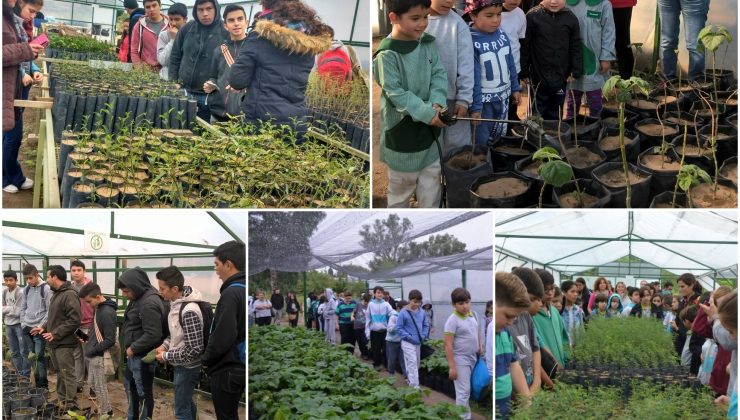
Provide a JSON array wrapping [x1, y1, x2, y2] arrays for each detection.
[[24, 282, 48, 300], [220, 282, 245, 364], [179, 301, 214, 353], [317, 47, 352, 81]]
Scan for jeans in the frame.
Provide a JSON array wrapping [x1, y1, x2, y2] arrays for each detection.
[[386, 340, 406, 375], [6, 324, 30, 376], [339, 323, 355, 353], [88, 356, 112, 414], [370, 330, 387, 368], [124, 355, 155, 420], [22, 330, 48, 388], [273, 309, 282, 325], [658, 0, 710, 79], [3, 114, 25, 188], [188, 92, 211, 123], [476, 99, 509, 147], [173, 366, 200, 420], [209, 368, 245, 420]]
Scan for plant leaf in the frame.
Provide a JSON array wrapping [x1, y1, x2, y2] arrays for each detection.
[[532, 146, 561, 162], [539, 160, 573, 187]]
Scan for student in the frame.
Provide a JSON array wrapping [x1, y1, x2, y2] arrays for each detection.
[[3, 270, 30, 377], [679, 305, 705, 375], [621, 286, 640, 317], [20, 264, 50, 389], [351, 293, 371, 359], [559, 281, 584, 347], [204, 4, 247, 122], [31, 266, 81, 411], [422, 299, 435, 335], [396, 290, 430, 388], [155, 266, 205, 420], [467, 0, 521, 147], [270, 288, 284, 326], [663, 294, 678, 333], [674, 273, 701, 357], [156, 2, 187, 80], [372, 0, 447, 208], [317, 295, 327, 331], [606, 293, 623, 318], [119, 22, 131, 63], [693, 287, 733, 397], [550, 286, 563, 312], [69, 260, 93, 395], [500, 0, 526, 129], [657, 0, 709, 80], [586, 277, 612, 313], [78, 283, 117, 417], [386, 300, 406, 377], [426, 0, 474, 153], [131, 0, 169, 71], [591, 293, 608, 318], [118, 267, 167, 420], [521, 0, 582, 120], [336, 291, 357, 352], [531, 269, 569, 367], [714, 290, 737, 417], [323, 288, 338, 344], [202, 241, 246, 420], [123, 0, 146, 63], [445, 287, 483, 419], [662, 281, 674, 295], [253, 291, 272, 326], [509, 267, 543, 394], [615, 281, 630, 308], [481, 299, 493, 356], [366, 286, 394, 370], [629, 286, 663, 319], [494, 274, 530, 419], [285, 292, 301, 328]]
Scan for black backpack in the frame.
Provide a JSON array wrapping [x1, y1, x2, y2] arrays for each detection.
[[180, 301, 214, 352]]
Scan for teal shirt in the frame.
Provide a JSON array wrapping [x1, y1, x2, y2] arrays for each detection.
[[495, 329, 516, 418], [336, 301, 357, 325], [532, 304, 570, 366]]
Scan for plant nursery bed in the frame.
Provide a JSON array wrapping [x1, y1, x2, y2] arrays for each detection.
[[636, 124, 678, 137], [596, 169, 647, 188], [558, 191, 600, 208], [689, 183, 738, 208]]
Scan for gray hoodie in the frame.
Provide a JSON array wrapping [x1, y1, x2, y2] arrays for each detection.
[[3, 286, 24, 326], [20, 280, 52, 329], [323, 288, 337, 320]]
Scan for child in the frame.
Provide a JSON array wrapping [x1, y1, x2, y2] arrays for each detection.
[[397, 290, 430, 388], [366, 286, 394, 370], [422, 299, 435, 335], [253, 291, 272, 326], [693, 287, 733, 397], [386, 300, 406, 376], [531, 269, 569, 367], [663, 294, 678, 333], [521, 0, 582, 120], [509, 267, 543, 394], [323, 288, 338, 344], [679, 305, 705, 375], [336, 291, 357, 352], [500, 0, 527, 128], [715, 290, 737, 417], [550, 286, 563, 312], [426, 0, 474, 153], [446, 287, 484, 419], [606, 293, 623, 318], [591, 293, 608, 317], [351, 293, 371, 359], [494, 274, 530, 419], [629, 286, 663, 319], [466, 0, 521, 147], [564, 0, 615, 119], [587, 277, 612, 313], [373, 0, 448, 208], [560, 281, 584, 347], [621, 287, 640, 317]]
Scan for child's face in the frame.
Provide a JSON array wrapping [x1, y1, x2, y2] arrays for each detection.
[[224, 10, 247, 38], [671, 299, 679, 311], [565, 287, 578, 304], [257, 292, 264, 300], [630, 291, 640, 304], [543, 284, 554, 304], [454, 299, 471, 315], [504, 0, 521, 10], [389, 5, 429, 41], [496, 305, 523, 332], [408, 298, 421, 311], [611, 299, 620, 310], [541, 0, 565, 12], [344, 296, 352, 304], [527, 294, 542, 315], [430, 0, 454, 16], [652, 297, 663, 307], [374, 290, 384, 300], [552, 299, 563, 311], [471, 5, 502, 33], [641, 293, 652, 306], [597, 301, 606, 310]]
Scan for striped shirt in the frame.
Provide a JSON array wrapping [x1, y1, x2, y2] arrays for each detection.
[[336, 301, 357, 325], [496, 329, 516, 419]]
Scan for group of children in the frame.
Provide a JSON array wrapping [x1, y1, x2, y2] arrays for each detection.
[[374, 0, 615, 207], [496, 269, 738, 419]]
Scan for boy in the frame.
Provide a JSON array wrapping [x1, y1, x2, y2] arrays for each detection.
[[445, 287, 483, 419], [494, 274, 530, 419], [467, 0, 521, 147], [336, 291, 357, 353], [531, 269, 569, 367], [386, 300, 406, 376], [509, 268, 543, 394], [20, 264, 51, 389], [621, 286, 641, 317], [396, 290, 430, 388], [351, 293, 371, 359], [366, 286, 394, 370], [521, 0, 582, 120], [501, 0, 527, 129], [373, 0, 448, 208], [131, 0, 170, 71], [663, 294, 678, 333], [680, 305, 705, 375], [426, 0, 474, 153], [565, 0, 616, 119], [4, 270, 30, 377], [591, 293, 608, 317], [157, 2, 187, 80], [205, 4, 247, 122]]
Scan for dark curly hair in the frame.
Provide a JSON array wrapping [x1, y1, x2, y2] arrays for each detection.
[[261, 0, 332, 36]]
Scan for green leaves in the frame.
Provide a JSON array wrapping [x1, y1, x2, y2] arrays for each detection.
[[677, 164, 712, 192], [533, 146, 573, 188], [602, 75, 650, 103], [532, 146, 560, 161], [698, 25, 733, 53], [48, 33, 115, 56]]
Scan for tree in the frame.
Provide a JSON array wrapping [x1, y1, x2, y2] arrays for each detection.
[[406, 234, 467, 259]]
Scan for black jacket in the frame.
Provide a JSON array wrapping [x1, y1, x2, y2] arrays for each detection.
[[521, 5, 582, 91], [85, 299, 118, 358], [674, 293, 700, 356], [202, 271, 245, 375], [119, 267, 167, 355], [127, 8, 145, 63], [629, 303, 664, 320], [229, 19, 331, 127], [169, 0, 228, 92], [206, 37, 247, 118], [44, 281, 81, 349], [270, 292, 284, 310]]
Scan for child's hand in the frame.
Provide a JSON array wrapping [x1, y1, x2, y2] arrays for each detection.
[[470, 112, 481, 126], [599, 61, 611, 74], [454, 104, 468, 118], [430, 112, 446, 128], [449, 366, 457, 380], [512, 92, 521, 106]]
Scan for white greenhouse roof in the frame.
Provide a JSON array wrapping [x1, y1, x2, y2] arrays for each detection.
[[2, 210, 245, 257], [496, 211, 738, 278]]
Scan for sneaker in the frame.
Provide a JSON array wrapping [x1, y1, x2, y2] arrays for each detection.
[[20, 178, 33, 190], [3, 184, 18, 193]]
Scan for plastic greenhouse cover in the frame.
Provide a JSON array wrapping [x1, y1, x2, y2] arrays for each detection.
[[496, 211, 737, 278]]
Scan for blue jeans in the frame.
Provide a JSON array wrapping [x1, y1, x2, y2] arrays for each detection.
[[188, 92, 211, 123], [173, 366, 200, 420], [475, 99, 509, 147], [386, 340, 406, 375], [6, 324, 30, 376], [3, 114, 25, 188], [658, 0, 710, 79], [125, 355, 155, 420], [22, 330, 48, 388]]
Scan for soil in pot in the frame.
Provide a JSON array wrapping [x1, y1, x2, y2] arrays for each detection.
[[476, 177, 528, 198], [629, 98, 660, 110], [719, 162, 737, 185], [690, 184, 738, 208], [636, 124, 678, 138], [599, 135, 634, 151], [447, 151, 487, 170], [559, 191, 600, 208], [597, 169, 646, 188], [564, 147, 602, 169], [520, 160, 543, 177], [676, 144, 712, 158], [492, 144, 531, 156], [95, 186, 120, 207], [639, 154, 682, 171]]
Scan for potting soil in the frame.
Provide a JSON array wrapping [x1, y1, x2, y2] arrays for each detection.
[[689, 183, 738, 208], [597, 169, 645, 188], [475, 177, 528, 198], [447, 151, 487, 170], [559, 191, 599, 208], [493, 145, 531, 156], [629, 99, 660, 110], [599, 135, 634, 151], [521, 160, 543, 177], [639, 154, 682, 171], [676, 144, 712, 157], [564, 147, 603, 169], [636, 124, 678, 137], [654, 95, 678, 105]]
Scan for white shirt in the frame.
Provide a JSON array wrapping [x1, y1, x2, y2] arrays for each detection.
[[500, 6, 527, 73]]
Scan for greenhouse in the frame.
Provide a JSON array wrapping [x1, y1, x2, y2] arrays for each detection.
[[1, 209, 246, 418], [248, 210, 493, 419], [495, 210, 737, 419]]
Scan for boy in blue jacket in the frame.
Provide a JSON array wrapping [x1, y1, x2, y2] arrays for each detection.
[[396, 290, 430, 388]]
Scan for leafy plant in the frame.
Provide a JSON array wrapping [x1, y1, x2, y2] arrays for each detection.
[[532, 146, 577, 208], [47, 33, 116, 58], [698, 25, 734, 93], [676, 164, 712, 204]]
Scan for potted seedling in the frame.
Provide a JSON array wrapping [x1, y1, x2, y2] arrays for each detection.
[[698, 25, 734, 92]]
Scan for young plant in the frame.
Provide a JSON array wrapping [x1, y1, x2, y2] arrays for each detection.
[[676, 164, 712, 206], [533, 146, 577, 208], [698, 25, 734, 93]]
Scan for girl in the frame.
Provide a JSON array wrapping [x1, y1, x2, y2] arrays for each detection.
[[674, 273, 701, 357], [560, 281, 584, 347], [629, 286, 664, 319], [587, 277, 612, 313], [575, 277, 590, 314], [551, 287, 563, 312], [606, 294, 622, 318], [285, 292, 301, 328], [662, 295, 677, 333], [715, 290, 737, 417]]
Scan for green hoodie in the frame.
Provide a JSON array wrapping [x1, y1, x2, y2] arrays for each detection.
[[532, 304, 570, 366]]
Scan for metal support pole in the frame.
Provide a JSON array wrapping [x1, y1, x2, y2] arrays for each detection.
[[462, 269, 467, 289]]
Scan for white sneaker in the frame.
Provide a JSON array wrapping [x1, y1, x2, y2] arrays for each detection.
[[3, 184, 18, 193], [20, 178, 34, 190]]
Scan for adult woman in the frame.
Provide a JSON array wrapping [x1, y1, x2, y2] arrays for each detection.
[[674, 273, 701, 356], [3, 0, 42, 193], [609, 0, 636, 79], [285, 292, 301, 328], [615, 281, 630, 308], [230, 0, 332, 137], [587, 277, 612, 313], [657, 0, 709, 80], [575, 277, 590, 315]]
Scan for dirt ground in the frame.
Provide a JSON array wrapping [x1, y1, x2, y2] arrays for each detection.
[[3, 85, 41, 208]]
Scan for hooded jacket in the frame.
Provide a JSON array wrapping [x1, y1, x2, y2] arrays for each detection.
[[322, 288, 337, 320], [532, 304, 569, 366], [3, 286, 23, 326], [85, 298, 118, 358], [396, 306, 430, 345], [606, 294, 623, 318], [206, 37, 247, 118], [127, 8, 146, 62], [629, 302, 664, 320], [229, 18, 332, 127], [202, 272, 245, 375], [43, 281, 81, 349], [162, 286, 204, 368], [565, 0, 617, 92], [119, 268, 167, 355], [169, 0, 228, 92], [521, 4, 582, 91], [131, 13, 169, 69]]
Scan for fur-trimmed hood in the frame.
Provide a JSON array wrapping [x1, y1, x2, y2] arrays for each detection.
[[253, 19, 331, 56]]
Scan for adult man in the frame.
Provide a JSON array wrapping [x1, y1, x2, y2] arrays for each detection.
[[123, 0, 146, 63], [119, 267, 167, 420], [31, 265, 81, 411], [202, 241, 245, 420], [69, 260, 93, 394], [270, 288, 284, 325], [157, 2, 187, 80], [155, 266, 206, 420], [78, 283, 117, 417], [4, 270, 30, 377], [131, 0, 169, 70], [20, 264, 51, 389], [169, 0, 228, 121]]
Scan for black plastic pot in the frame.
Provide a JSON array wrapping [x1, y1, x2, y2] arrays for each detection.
[[650, 191, 689, 208], [637, 148, 681, 197], [635, 118, 680, 152], [718, 156, 738, 186], [51, 92, 70, 142], [553, 178, 611, 208], [11, 407, 36, 420], [514, 155, 550, 206], [600, 109, 639, 132], [95, 186, 120, 208], [469, 171, 534, 208], [83, 95, 97, 132], [169, 97, 180, 129], [68, 182, 94, 208], [61, 167, 83, 209], [670, 134, 713, 175], [564, 143, 606, 179], [711, 91, 738, 116], [705, 69, 736, 91], [690, 101, 723, 123], [563, 115, 601, 144], [662, 111, 706, 132], [698, 124, 738, 164], [26, 389, 45, 408], [526, 120, 572, 151], [490, 135, 536, 172], [115, 95, 130, 130], [442, 144, 493, 208], [57, 138, 77, 184], [725, 113, 738, 129], [592, 162, 653, 208], [598, 127, 641, 163], [76, 202, 105, 209]]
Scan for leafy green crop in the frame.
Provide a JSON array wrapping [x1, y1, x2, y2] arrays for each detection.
[[249, 327, 465, 419], [52, 63, 179, 99], [420, 339, 448, 374], [48, 33, 115, 56], [511, 382, 621, 419]]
